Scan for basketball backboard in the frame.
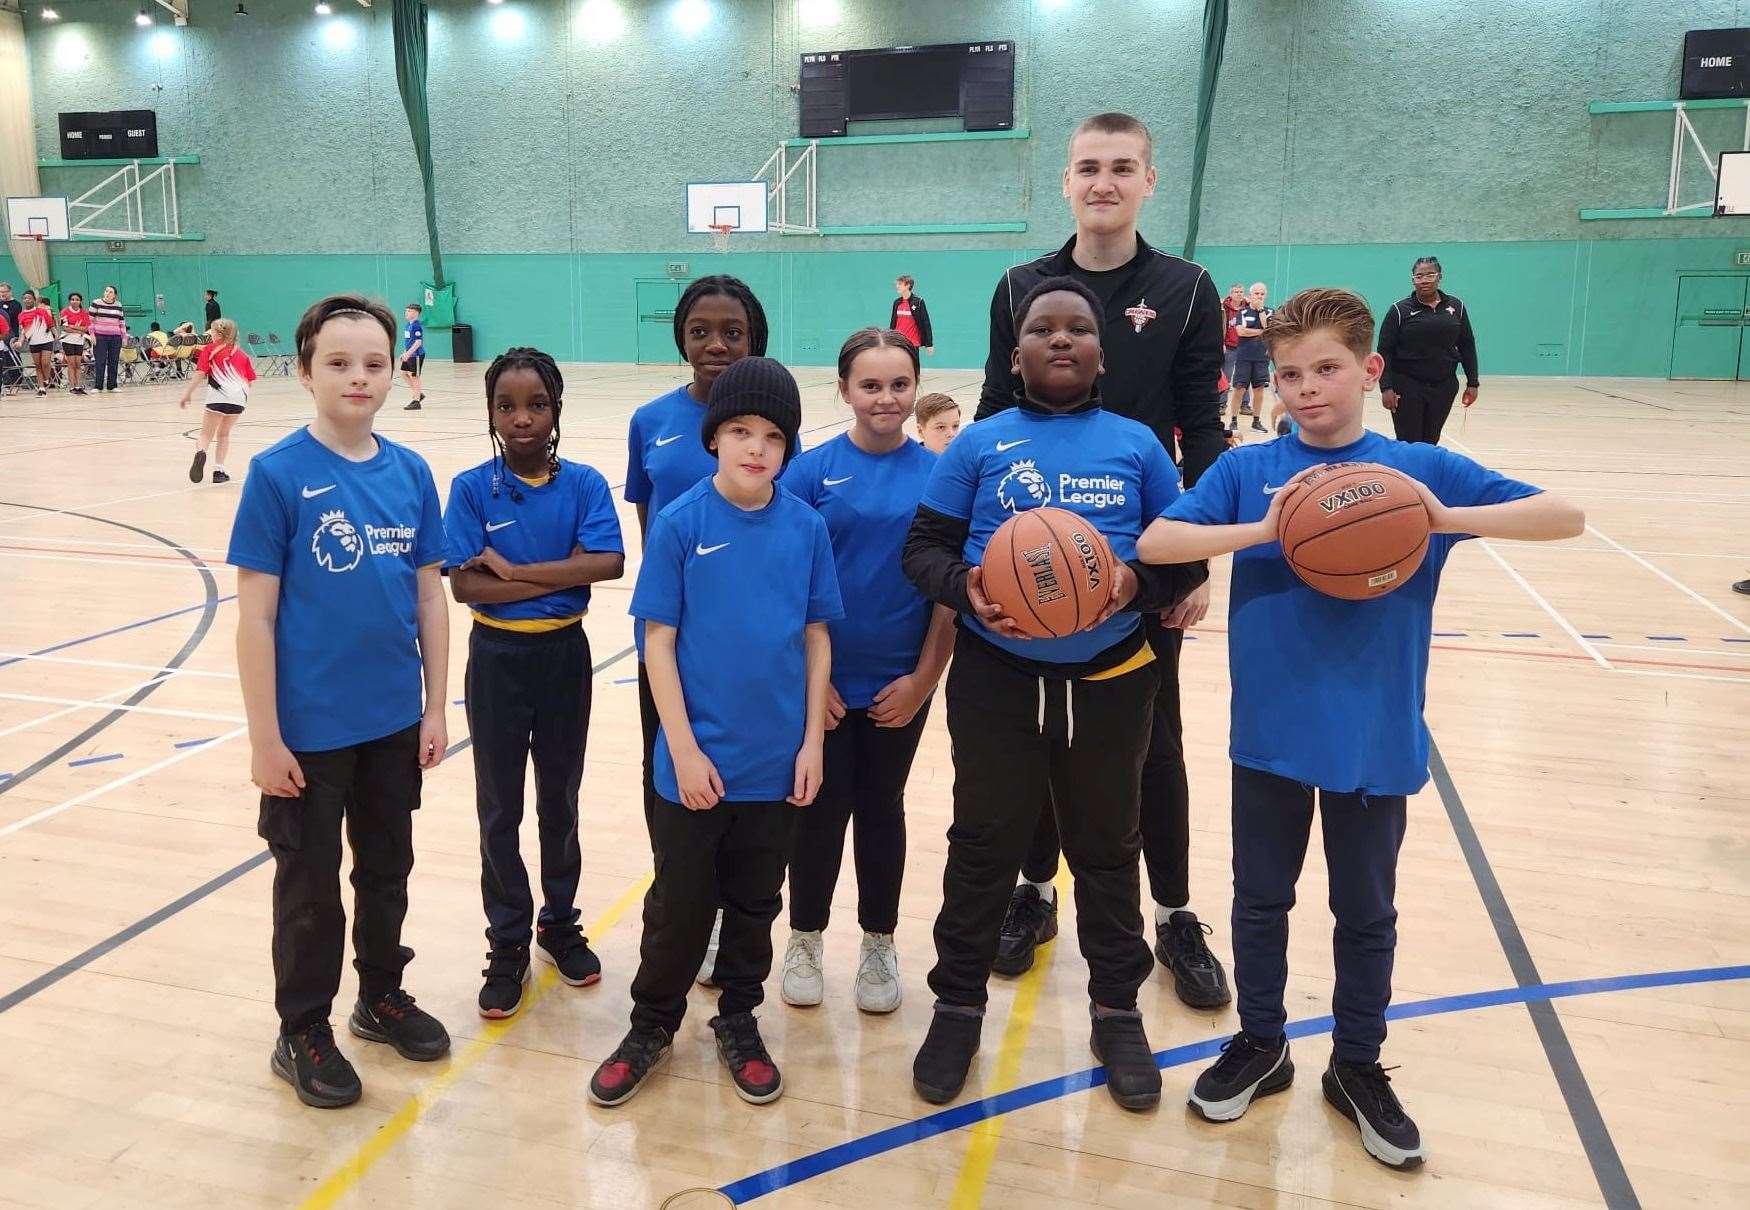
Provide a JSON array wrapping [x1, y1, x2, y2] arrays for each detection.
[[685, 181, 768, 234], [1716, 150, 1750, 215], [7, 196, 70, 241]]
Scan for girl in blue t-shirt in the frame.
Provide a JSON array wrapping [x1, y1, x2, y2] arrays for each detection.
[[228, 294, 453, 1110], [443, 347, 626, 1021], [624, 275, 769, 984], [776, 328, 955, 1016]]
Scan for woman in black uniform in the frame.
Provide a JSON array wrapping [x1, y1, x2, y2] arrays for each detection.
[[1376, 256, 1478, 444]]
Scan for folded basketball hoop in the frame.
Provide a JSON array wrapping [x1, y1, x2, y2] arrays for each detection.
[[709, 223, 735, 254]]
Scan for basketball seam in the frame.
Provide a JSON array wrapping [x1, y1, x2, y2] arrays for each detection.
[[1295, 531, 1430, 587], [1285, 500, 1428, 565], [1009, 514, 1063, 638]]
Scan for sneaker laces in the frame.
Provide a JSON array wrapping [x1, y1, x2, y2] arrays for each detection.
[[375, 988, 419, 1019], [856, 934, 896, 984], [1000, 888, 1045, 937], [1209, 1031, 1277, 1081], [1167, 914, 1219, 972], [1341, 1062, 1408, 1128], [785, 932, 823, 979], [714, 1014, 772, 1070], [301, 1021, 341, 1068], [608, 1028, 669, 1074]]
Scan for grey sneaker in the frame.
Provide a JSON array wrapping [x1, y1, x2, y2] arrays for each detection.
[[780, 929, 825, 1007], [854, 932, 901, 1014]]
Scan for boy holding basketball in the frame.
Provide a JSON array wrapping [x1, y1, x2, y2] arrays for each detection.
[[1137, 287, 1583, 1168], [904, 277, 1205, 1111]]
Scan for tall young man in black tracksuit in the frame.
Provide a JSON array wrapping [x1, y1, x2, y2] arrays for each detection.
[[974, 112, 1231, 1010]]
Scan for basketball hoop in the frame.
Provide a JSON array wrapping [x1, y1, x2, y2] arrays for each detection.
[[708, 223, 735, 254]]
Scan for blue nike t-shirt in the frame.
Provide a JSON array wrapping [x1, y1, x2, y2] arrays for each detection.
[[442, 457, 625, 622], [227, 428, 445, 752], [630, 479, 844, 802], [781, 433, 936, 708], [921, 404, 1181, 666], [1163, 429, 1539, 795], [402, 319, 423, 354], [624, 385, 719, 515]]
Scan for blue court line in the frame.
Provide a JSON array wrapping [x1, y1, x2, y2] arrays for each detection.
[[1581, 634, 1612, 640], [1647, 635, 1685, 642], [173, 737, 218, 749], [1432, 631, 1468, 637], [1501, 632, 1540, 638], [717, 962, 1750, 1204], [612, 676, 637, 684], [66, 753, 123, 768], [0, 595, 237, 671], [1725, 637, 1750, 644]]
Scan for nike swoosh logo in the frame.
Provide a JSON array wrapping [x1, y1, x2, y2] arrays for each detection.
[[1262, 483, 1286, 495], [994, 439, 1029, 452], [485, 520, 516, 532], [696, 542, 729, 556], [823, 475, 852, 486], [302, 484, 337, 498], [654, 434, 682, 447]]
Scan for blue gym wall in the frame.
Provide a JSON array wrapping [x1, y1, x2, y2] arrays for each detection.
[[13, 0, 1750, 376]]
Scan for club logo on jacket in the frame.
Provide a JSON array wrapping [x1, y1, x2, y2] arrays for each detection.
[[1124, 296, 1156, 334], [996, 459, 1051, 513], [312, 509, 366, 573]]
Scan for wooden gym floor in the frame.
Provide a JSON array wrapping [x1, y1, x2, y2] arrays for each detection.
[[0, 364, 1746, 1209]]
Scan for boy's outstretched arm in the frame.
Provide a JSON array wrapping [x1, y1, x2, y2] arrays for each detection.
[[1416, 484, 1585, 541], [1137, 466, 1313, 564]]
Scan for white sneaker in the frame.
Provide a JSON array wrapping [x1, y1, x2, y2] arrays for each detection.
[[696, 910, 723, 987], [855, 932, 901, 1014], [781, 929, 825, 1006]]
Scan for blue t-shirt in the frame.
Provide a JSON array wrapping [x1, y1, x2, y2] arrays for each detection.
[[227, 428, 445, 752], [630, 480, 844, 803], [442, 457, 625, 622], [1163, 429, 1539, 795], [402, 319, 423, 354], [781, 433, 936, 708], [1234, 306, 1272, 361], [921, 404, 1181, 666], [624, 385, 719, 515]]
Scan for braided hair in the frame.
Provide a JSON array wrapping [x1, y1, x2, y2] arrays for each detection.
[[673, 274, 769, 358], [485, 346, 565, 487]]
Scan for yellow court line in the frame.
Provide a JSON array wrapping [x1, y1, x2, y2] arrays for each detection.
[[298, 871, 654, 1210], [947, 867, 1073, 1210]]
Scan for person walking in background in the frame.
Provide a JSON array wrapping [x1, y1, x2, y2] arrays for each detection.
[[90, 284, 126, 393], [205, 289, 221, 328], [1377, 256, 1479, 445], [890, 276, 934, 357]]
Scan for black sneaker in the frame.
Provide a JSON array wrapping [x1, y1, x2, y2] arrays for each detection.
[[1089, 1007, 1161, 1111], [211, 469, 231, 485], [1735, 579, 1750, 595], [1251, 418, 1267, 432], [589, 1025, 672, 1107], [992, 884, 1057, 977], [404, 397, 422, 410], [1154, 910, 1232, 1008], [1323, 1058, 1426, 1169], [270, 1022, 361, 1109], [478, 945, 530, 1019], [188, 450, 206, 483], [348, 989, 451, 1061], [1188, 1030, 1293, 1122], [710, 1011, 783, 1104], [536, 924, 602, 987], [913, 1006, 983, 1104]]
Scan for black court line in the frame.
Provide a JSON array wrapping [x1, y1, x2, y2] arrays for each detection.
[[1429, 739, 1641, 1209], [1575, 385, 1673, 413], [0, 643, 637, 1016], [0, 503, 221, 799]]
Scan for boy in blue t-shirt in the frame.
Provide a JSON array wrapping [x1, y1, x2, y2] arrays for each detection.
[[443, 347, 625, 1020], [902, 277, 1206, 1113], [399, 303, 425, 410], [228, 295, 454, 1110], [1139, 287, 1583, 1169], [590, 356, 842, 1111]]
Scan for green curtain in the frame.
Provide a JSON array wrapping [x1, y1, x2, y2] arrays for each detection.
[[1181, 0, 1229, 260], [392, 0, 445, 288]]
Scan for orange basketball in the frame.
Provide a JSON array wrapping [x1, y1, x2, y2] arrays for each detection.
[[980, 507, 1116, 638], [1278, 462, 1431, 601]]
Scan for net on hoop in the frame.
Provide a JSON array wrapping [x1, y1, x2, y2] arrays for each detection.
[[708, 223, 735, 254]]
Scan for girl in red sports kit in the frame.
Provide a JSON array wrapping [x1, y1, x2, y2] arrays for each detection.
[[19, 291, 55, 397], [59, 293, 92, 395], [179, 317, 256, 485]]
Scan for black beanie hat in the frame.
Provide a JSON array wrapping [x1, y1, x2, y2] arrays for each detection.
[[700, 356, 802, 462]]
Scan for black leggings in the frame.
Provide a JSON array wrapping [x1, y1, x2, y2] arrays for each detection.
[[787, 701, 931, 935], [1390, 377, 1460, 445]]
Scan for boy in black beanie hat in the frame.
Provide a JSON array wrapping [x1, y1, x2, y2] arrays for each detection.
[[592, 356, 843, 1109]]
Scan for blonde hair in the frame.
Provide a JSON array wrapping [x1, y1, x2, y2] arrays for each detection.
[[1262, 287, 1375, 360], [914, 393, 960, 427], [1070, 111, 1153, 164], [209, 318, 239, 346]]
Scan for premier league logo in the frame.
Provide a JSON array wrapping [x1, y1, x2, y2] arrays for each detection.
[[311, 509, 366, 573], [996, 459, 1051, 513]]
